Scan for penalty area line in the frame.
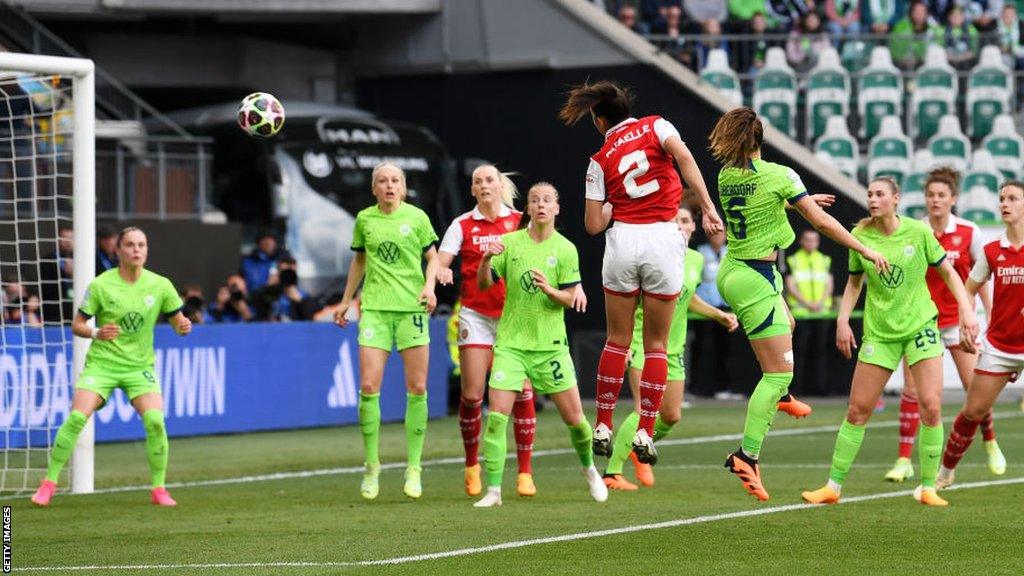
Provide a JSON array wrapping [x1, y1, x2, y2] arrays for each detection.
[[15, 476, 1024, 572]]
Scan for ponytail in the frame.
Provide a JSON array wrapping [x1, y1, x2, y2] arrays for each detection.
[[498, 171, 518, 208], [559, 80, 633, 126], [709, 107, 763, 169]]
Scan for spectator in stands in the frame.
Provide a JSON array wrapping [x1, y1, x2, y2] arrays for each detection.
[[966, 0, 1003, 32], [728, 0, 768, 27], [651, 4, 690, 61], [95, 225, 118, 273], [240, 230, 287, 292], [736, 11, 780, 75], [694, 18, 730, 66], [207, 274, 253, 323], [684, 0, 727, 30], [787, 12, 832, 71], [941, 5, 981, 69], [22, 294, 43, 327], [824, 0, 862, 42], [925, 0, 957, 24], [618, 4, 651, 33], [180, 284, 210, 325], [768, 0, 815, 30], [891, 0, 942, 68], [998, 4, 1024, 69], [864, 0, 905, 36], [39, 225, 74, 323], [253, 256, 313, 322]]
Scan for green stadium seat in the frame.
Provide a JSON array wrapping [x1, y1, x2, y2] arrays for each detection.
[[753, 48, 797, 138], [898, 150, 934, 219], [867, 115, 912, 185], [959, 149, 1002, 222], [700, 48, 743, 106], [928, 115, 970, 173], [980, 114, 1024, 181], [911, 46, 956, 142], [858, 47, 903, 141], [805, 47, 850, 143], [814, 116, 859, 178], [966, 46, 1013, 140]]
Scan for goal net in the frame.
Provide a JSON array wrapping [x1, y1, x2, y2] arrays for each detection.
[[0, 52, 94, 493]]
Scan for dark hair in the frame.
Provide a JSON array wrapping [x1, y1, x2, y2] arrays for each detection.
[[558, 80, 633, 127], [925, 166, 961, 196], [1000, 180, 1024, 194], [116, 226, 144, 246], [96, 225, 116, 240], [278, 255, 297, 266], [709, 107, 763, 169]]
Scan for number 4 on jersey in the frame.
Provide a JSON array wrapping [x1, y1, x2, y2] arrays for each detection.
[[618, 150, 661, 199]]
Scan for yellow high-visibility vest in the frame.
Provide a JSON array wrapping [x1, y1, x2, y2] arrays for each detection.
[[786, 250, 832, 315]]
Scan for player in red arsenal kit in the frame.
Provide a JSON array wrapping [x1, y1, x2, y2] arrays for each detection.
[[884, 167, 1005, 483], [437, 165, 540, 498], [938, 181, 1024, 488], [560, 80, 722, 464]]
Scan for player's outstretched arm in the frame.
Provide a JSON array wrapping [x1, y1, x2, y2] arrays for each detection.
[[936, 260, 980, 353], [688, 293, 739, 332], [334, 252, 366, 327], [663, 136, 722, 235], [793, 196, 890, 273], [835, 274, 864, 359], [169, 311, 192, 336]]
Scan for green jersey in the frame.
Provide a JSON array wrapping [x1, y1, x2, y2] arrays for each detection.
[[849, 217, 945, 342], [633, 248, 705, 355], [351, 202, 438, 312], [78, 268, 183, 370], [490, 229, 581, 351], [717, 159, 807, 260]]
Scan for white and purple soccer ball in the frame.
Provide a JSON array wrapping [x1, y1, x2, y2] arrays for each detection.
[[237, 92, 285, 138]]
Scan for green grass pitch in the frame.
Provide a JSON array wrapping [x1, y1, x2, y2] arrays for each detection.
[[10, 400, 1024, 575]]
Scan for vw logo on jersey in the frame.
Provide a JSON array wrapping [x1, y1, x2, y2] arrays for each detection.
[[879, 264, 905, 289], [378, 241, 400, 264], [546, 255, 557, 268], [399, 224, 412, 236], [119, 311, 144, 334], [519, 270, 540, 294], [144, 295, 156, 308], [904, 245, 915, 257]]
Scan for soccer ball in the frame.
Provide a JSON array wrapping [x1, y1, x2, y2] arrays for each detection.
[[237, 92, 285, 138]]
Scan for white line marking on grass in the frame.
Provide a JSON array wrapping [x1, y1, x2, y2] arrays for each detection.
[[4, 411, 1021, 501], [15, 476, 1024, 572]]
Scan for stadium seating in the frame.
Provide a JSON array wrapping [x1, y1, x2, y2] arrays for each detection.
[[814, 116, 859, 178], [899, 150, 935, 219], [858, 47, 903, 141], [981, 114, 1024, 181], [928, 115, 971, 173], [959, 151, 1002, 221], [910, 45, 957, 142], [964, 148, 1003, 194], [805, 47, 850, 142], [966, 46, 1013, 139], [701, 48, 743, 106], [753, 47, 797, 137], [867, 115, 912, 184]]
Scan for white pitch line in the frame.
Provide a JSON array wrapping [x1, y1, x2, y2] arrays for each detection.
[[4, 411, 1021, 501], [14, 476, 1024, 573]]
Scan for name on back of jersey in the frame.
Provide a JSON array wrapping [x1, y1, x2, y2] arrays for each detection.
[[719, 182, 757, 198], [604, 124, 652, 159]]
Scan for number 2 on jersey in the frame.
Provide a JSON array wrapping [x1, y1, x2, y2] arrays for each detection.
[[618, 150, 661, 199], [725, 197, 747, 239]]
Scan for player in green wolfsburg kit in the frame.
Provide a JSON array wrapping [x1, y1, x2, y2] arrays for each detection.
[[709, 108, 889, 502], [334, 162, 440, 501], [472, 182, 606, 507], [31, 227, 192, 508], [802, 176, 979, 507]]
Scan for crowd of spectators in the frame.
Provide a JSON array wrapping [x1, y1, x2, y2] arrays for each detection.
[[604, 0, 1024, 72]]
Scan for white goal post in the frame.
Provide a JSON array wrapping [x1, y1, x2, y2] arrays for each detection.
[[0, 52, 94, 493]]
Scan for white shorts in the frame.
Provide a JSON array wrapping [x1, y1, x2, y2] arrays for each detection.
[[975, 337, 1024, 382], [602, 221, 685, 298], [939, 325, 960, 348], [457, 306, 499, 348]]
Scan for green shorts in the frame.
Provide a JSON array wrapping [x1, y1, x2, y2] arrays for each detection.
[[76, 364, 161, 402], [858, 320, 944, 371], [628, 346, 685, 381], [358, 309, 430, 351], [717, 257, 791, 340], [489, 346, 576, 395]]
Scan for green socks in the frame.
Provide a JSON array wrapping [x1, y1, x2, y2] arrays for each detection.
[[142, 409, 169, 488], [46, 410, 88, 483], [653, 416, 674, 443], [606, 412, 640, 475], [919, 423, 944, 489], [568, 420, 594, 468], [405, 393, 428, 468], [482, 412, 509, 488], [741, 372, 792, 458], [828, 420, 867, 486], [359, 392, 382, 465]]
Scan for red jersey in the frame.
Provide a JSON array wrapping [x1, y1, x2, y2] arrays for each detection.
[[970, 236, 1024, 353], [923, 216, 984, 329], [439, 205, 522, 318], [585, 115, 683, 225]]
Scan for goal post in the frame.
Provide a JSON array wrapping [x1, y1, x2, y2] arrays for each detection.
[[0, 52, 94, 494]]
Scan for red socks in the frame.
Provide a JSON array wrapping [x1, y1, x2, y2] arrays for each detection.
[[638, 350, 668, 435], [513, 388, 536, 474], [459, 396, 483, 467], [943, 412, 981, 470], [981, 410, 996, 442], [595, 340, 630, 428], [897, 394, 920, 459]]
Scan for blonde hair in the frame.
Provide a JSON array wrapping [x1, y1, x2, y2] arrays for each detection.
[[518, 182, 560, 230], [857, 177, 900, 230], [472, 164, 518, 208], [371, 162, 407, 200]]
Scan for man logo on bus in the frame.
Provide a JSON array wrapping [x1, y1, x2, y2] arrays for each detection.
[[519, 271, 540, 294], [120, 311, 145, 334], [378, 241, 400, 264], [880, 264, 904, 289]]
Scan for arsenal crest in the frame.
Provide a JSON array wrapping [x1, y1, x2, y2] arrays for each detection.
[[952, 236, 962, 247], [504, 221, 514, 231]]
